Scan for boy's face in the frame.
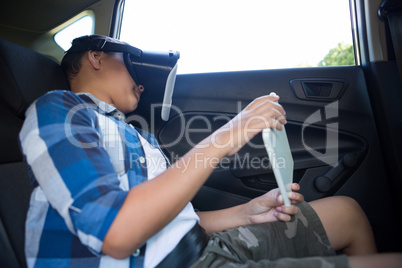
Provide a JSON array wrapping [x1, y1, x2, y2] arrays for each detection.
[[101, 52, 144, 113]]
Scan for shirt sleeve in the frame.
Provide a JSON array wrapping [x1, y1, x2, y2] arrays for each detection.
[[19, 91, 128, 254]]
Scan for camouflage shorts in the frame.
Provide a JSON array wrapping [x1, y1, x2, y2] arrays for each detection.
[[190, 201, 350, 268]]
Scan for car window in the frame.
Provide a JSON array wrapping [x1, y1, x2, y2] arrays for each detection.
[[120, 0, 354, 74], [55, 15, 94, 51]]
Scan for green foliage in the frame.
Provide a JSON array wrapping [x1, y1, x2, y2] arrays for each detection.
[[318, 43, 355, 66]]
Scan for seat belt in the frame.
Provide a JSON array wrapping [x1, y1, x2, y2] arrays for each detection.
[[156, 223, 209, 268], [379, 0, 402, 84]]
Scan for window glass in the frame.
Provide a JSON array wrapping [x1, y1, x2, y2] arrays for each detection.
[[120, 0, 354, 74], [55, 16, 94, 51]]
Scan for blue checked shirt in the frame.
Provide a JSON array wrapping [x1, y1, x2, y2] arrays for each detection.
[[19, 90, 170, 267]]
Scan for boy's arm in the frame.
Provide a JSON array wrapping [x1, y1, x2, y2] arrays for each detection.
[[196, 183, 304, 234], [102, 94, 289, 259]]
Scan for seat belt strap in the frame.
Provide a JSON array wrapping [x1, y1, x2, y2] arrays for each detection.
[[387, 11, 402, 84], [379, 2, 402, 84]]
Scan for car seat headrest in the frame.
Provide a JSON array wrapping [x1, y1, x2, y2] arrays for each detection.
[[0, 38, 70, 163], [0, 38, 70, 118]]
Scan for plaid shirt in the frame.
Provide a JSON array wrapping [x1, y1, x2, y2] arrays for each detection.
[[19, 90, 169, 267]]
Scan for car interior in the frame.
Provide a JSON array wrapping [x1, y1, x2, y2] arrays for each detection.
[[0, 0, 401, 267]]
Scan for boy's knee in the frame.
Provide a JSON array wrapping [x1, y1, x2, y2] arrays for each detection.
[[334, 196, 361, 210], [309, 195, 369, 228], [333, 196, 368, 224]]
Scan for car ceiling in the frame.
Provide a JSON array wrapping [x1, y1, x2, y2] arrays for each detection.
[[0, 0, 100, 33]]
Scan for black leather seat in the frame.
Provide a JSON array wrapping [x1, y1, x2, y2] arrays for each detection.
[[0, 38, 70, 267]]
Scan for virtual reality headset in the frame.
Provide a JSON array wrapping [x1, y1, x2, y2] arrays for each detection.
[[66, 37, 180, 121]]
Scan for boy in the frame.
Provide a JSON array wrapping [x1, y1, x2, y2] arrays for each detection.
[[19, 35, 401, 267]]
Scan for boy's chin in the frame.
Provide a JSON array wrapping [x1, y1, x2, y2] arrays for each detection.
[[129, 102, 139, 113]]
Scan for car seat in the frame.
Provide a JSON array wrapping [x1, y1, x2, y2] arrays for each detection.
[[0, 38, 70, 267]]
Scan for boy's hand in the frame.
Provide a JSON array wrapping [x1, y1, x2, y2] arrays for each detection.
[[212, 94, 287, 156], [244, 183, 304, 224]]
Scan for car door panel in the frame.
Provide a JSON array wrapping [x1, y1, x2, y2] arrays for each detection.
[[130, 64, 398, 251]]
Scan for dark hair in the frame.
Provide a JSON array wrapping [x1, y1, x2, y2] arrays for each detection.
[[60, 35, 124, 81]]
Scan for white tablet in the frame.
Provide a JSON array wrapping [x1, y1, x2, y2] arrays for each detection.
[[262, 93, 293, 206]]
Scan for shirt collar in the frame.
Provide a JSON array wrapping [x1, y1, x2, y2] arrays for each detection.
[[76, 92, 126, 121]]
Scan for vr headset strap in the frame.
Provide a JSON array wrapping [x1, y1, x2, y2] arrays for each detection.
[[66, 39, 142, 58]]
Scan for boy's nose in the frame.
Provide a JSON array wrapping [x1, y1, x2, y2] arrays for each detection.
[[138, 85, 145, 92]]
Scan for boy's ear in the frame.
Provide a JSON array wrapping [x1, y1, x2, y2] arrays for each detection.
[[87, 50, 103, 70]]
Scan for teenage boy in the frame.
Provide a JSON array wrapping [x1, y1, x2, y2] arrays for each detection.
[[19, 35, 402, 268]]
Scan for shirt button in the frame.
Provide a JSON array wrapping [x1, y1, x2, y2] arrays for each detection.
[[139, 156, 145, 164], [133, 248, 140, 257]]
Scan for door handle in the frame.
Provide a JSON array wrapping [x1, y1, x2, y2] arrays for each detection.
[[290, 78, 347, 101]]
